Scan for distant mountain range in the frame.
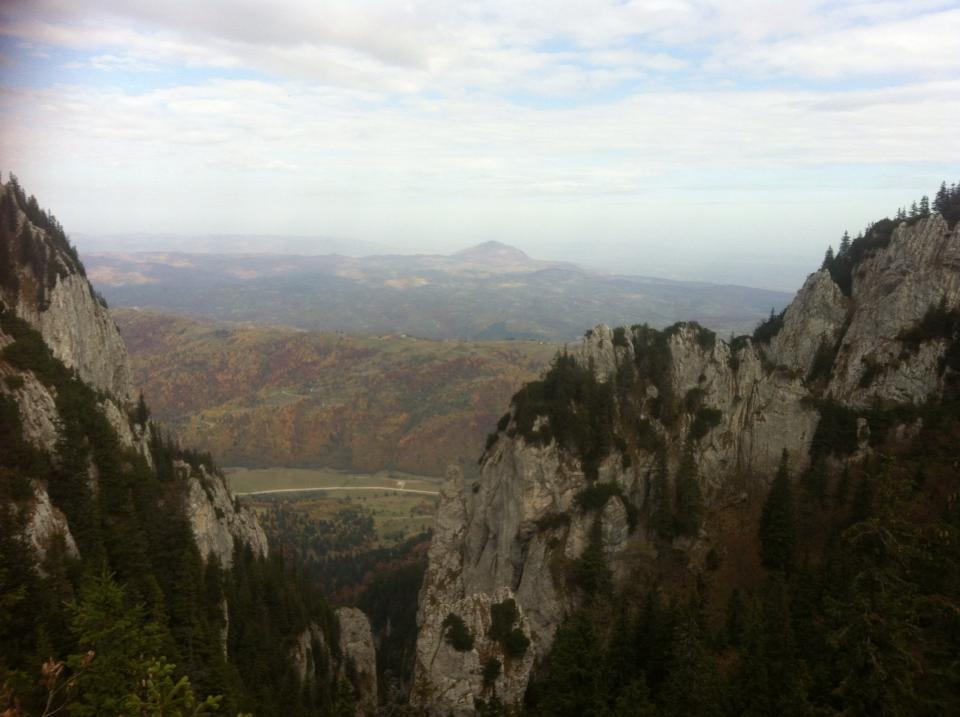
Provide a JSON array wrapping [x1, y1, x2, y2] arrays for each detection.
[[88, 241, 791, 339]]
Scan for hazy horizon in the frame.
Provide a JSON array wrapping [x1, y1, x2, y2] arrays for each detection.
[[2, 1, 959, 292]]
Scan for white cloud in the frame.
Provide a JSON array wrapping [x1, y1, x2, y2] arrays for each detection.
[[0, 0, 958, 283]]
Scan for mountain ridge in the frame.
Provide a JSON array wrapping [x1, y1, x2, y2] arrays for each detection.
[[85, 245, 791, 340], [0, 176, 378, 714], [411, 203, 960, 713]]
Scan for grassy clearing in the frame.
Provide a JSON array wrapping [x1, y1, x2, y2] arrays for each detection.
[[229, 466, 441, 545], [225, 465, 442, 494]]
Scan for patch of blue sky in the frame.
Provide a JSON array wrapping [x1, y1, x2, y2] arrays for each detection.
[[0, 43, 271, 92]]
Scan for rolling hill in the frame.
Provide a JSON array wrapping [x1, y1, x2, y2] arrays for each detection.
[[113, 309, 557, 475], [90, 242, 791, 340]]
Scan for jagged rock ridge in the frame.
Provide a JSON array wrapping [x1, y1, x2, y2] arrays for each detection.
[[0, 179, 265, 564], [412, 213, 960, 714], [1, 177, 385, 714]]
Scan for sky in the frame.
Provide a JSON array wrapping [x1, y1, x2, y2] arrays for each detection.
[[1, 1, 959, 290]]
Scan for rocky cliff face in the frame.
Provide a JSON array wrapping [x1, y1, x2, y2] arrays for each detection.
[[0, 178, 265, 568], [288, 609, 379, 716], [413, 214, 960, 714], [185, 464, 268, 568], [336, 607, 379, 716]]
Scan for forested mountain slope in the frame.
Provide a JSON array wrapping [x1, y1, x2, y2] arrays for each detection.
[[112, 309, 555, 476], [413, 185, 960, 715], [0, 176, 376, 716]]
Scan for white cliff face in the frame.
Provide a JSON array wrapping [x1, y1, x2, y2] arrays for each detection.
[[288, 610, 378, 716], [414, 215, 960, 713], [578, 324, 633, 381], [1, 183, 262, 572], [768, 270, 848, 377], [829, 215, 960, 405], [336, 607, 379, 716], [185, 466, 268, 568], [24, 485, 79, 564], [15, 273, 133, 401]]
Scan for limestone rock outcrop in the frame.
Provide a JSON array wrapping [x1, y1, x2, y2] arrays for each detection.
[[413, 214, 960, 714], [336, 607, 379, 716], [185, 466, 268, 568], [0, 178, 263, 569]]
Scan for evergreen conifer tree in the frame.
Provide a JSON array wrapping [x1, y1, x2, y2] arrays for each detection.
[[934, 182, 949, 213], [759, 450, 795, 573], [651, 448, 673, 539], [673, 443, 702, 537], [820, 246, 834, 270], [838, 231, 851, 255]]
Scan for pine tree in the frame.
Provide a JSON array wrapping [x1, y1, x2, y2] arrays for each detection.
[[733, 577, 812, 717], [725, 588, 744, 647], [135, 392, 150, 428], [534, 610, 604, 717], [66, 569, 164, 717], [651, 448, 673, 539], [661, 611, 724, 717], [673, 443, 702, 537], [820, 246, 834, 271], [919, 195, 930, 216], [612, 675, 658, 717], [838, 231, 851, 256], [1, 188, 17, 232], [759, 450, 795, 573], [934, 182, 949, 213]]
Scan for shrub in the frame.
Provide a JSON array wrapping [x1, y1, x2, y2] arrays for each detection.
[[503, 628, 530, 658], [705, 548, 720, 571], [489, 599, 521, 643], [728, 335, 751, 371], [753, 309, 785, 344], [809, 399, 859, 460], [482, 657, 501, 688], [807, 339, 838, 384], [635, 418, 660, 453], [858, 357, 884, 388], [570, 523, 611, 597], [689, 407, 722, 441], [511, 352, 616, 480], [684, 387, 705, 413], [442, 613, 474, 651], [489, 599, 530, 658], [574, 482, 623, 511], [535, 512, 571, 532], [3, 374, 24, 390], [632, 324, 677, 424], [897, 300, 960, 360], [612, 326, 629, 348]]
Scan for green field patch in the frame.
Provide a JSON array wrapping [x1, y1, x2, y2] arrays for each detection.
[[225, 465, 442, 495]]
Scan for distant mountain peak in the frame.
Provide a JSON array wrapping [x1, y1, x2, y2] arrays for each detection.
[[454, 240, 530, 263]]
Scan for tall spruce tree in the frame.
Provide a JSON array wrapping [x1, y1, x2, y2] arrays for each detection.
[[821, 246, 834, 270], [838, 231, 851, 255], [934, 181, 949, 213], [673, 443, 702, 537], [651, 447, 673, 539], [759, 449, 795, 573]]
